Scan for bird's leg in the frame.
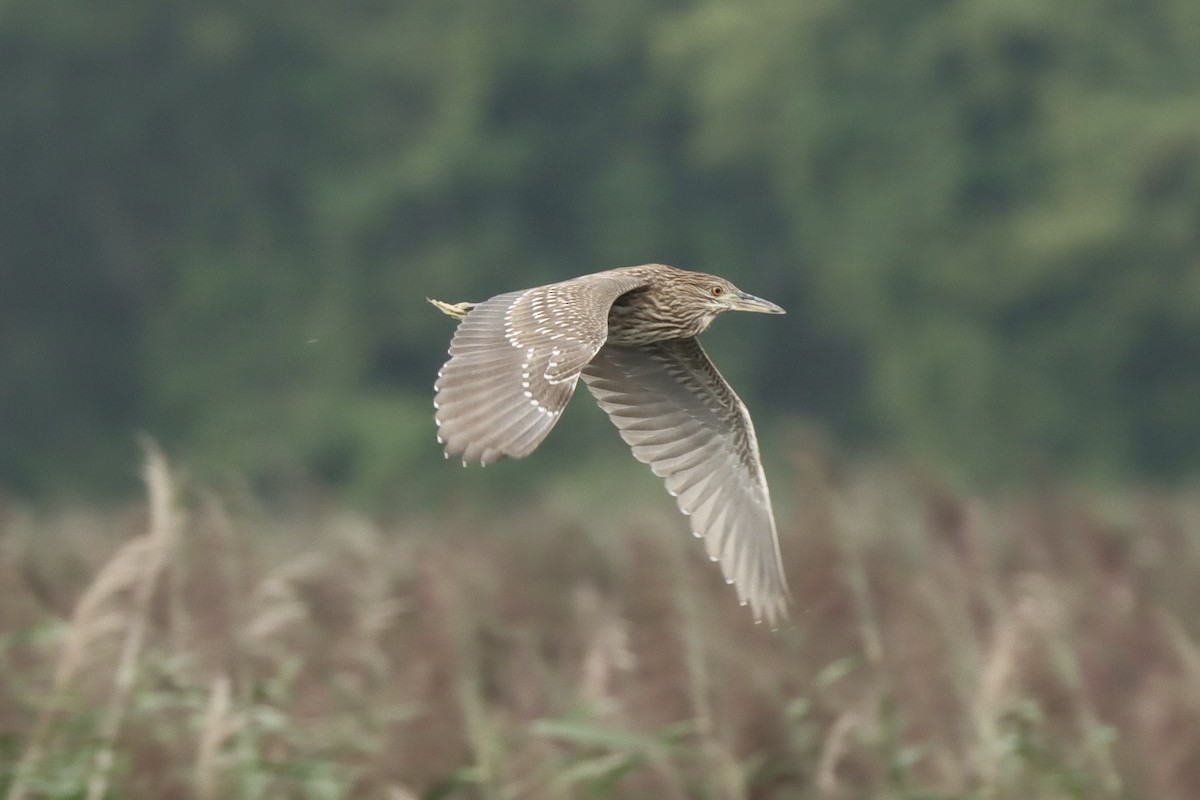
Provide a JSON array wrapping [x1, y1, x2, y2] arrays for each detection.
[[427, 298, 477, 320]]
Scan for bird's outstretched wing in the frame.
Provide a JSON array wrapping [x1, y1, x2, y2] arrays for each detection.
[[581, 339, 790, 625], [434, 274, 650, 465]]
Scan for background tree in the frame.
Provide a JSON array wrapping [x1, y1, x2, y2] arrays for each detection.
[[2, 0, 1198, 500]]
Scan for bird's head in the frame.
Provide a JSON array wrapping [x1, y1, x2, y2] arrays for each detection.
[[669, 271, 785, 335]]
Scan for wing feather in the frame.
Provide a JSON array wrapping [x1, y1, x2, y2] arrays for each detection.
[[581, 339, 790, 625], [435, 272, 652, 464]]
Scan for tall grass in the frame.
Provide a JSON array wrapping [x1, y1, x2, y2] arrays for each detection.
[[1, 446, 1199, 798]]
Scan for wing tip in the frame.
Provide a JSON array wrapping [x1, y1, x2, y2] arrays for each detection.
[[747, 592, 792, 631]]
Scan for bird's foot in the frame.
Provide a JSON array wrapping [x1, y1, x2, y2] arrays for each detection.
[[427, 298, 477, 320]]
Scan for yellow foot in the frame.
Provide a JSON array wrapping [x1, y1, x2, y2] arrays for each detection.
[[427, 298, 477, 320]]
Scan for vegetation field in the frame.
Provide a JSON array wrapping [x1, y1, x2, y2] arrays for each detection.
[[2, 446, 1198, 799]]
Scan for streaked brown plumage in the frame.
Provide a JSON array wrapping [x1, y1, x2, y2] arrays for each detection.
[[430, 264, 791, 625]]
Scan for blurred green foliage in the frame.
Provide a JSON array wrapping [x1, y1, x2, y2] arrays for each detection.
[[2, 0, 1199, 499]]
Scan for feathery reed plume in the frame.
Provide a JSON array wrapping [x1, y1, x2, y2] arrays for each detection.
[[816, 708, 863, 795], [972, 596, 1034, 787], [240, 552, 326, 651], [575, 585, 635, 714], [833, 485, 885, 667], [6, 439, 180, 800], [1019, 573, 1123, 794], [85, 438, 181, 800], [194, 674, 238, 800]]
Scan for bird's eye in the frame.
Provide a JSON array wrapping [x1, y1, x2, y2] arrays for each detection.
[[710, 285, 724, 297]]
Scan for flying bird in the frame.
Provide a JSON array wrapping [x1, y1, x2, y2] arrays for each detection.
[[429, 264, 790, 625]]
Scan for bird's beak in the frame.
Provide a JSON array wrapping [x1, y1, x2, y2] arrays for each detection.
[[730, 291, 786, 314]]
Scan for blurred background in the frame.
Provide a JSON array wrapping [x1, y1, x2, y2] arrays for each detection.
[[4, 0, 1199, 504], [5, 3, 1200, 798]]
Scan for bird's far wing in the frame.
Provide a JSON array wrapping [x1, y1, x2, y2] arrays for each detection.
[[435, 274, 650, 465], [581, 339, 790, 626]]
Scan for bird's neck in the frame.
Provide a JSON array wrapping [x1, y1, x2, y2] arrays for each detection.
[[606, 289, 716, 345]]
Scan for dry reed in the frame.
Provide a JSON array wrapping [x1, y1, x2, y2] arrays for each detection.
[[6, 440, 179, 800], [2, 451, 1200, 797]]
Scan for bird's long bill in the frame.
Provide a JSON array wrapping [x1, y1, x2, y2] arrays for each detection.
[[731, 291, 786, 314]]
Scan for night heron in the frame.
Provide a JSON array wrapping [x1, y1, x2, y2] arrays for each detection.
[[429, 264, 790, 625]]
